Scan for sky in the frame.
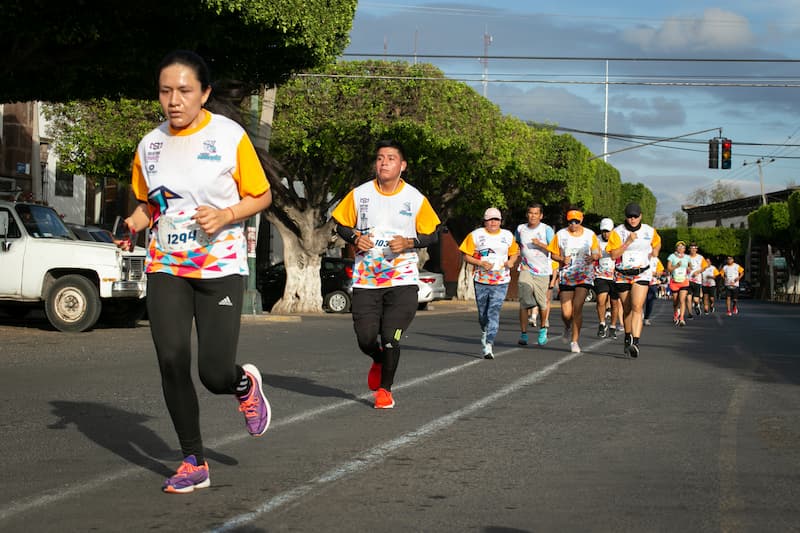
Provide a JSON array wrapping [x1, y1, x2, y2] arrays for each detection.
[[343, 1, 800, 224]]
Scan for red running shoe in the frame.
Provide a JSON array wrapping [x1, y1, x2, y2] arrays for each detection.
[[374, 388, 395, 409]]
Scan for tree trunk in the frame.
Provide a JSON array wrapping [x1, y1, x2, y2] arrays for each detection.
[[456, 262, 475, 301], [266, 206, 333, 314]]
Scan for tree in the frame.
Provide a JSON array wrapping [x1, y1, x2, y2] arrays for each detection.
[[686, 180, 744, 206], [620, 182, 657, 226], [42, 99, 163, 183], [1, 0, 357, 102], [749, 200, 798, 275], [266, 61, 555, 312], [672, 210, 688, 228], [657, 227, 747, 264]]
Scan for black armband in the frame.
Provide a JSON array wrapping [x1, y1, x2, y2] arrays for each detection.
[[413, 231, 438, 249], [335, 224, 358, 244]]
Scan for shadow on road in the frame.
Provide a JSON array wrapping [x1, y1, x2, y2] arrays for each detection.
[[47, 401, 237, 476], [262, 373, 372, 407]]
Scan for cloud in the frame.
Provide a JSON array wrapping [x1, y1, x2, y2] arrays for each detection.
[[626, 96, 686, 129], [622, 8, 755, 52]]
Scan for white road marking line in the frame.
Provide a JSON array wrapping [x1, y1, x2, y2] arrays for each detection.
[[1, 336, 605, 523], [0, 347, 494, 522], [208, 351, 584, 532]]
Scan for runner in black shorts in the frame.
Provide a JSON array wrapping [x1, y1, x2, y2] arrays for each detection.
[[606, 203, 662, 358], [594, 218, 620, 338]]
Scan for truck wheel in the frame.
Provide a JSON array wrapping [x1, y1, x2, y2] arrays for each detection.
[[45, 275, 102, 332], [323, 290, 351, 313]]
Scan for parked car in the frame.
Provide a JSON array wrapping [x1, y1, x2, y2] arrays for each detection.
[[66, 223, 115, 244], [417, 270, 446, 309], [257, 257, 354, 313], [738, 280, 754, 299], [257, 258, 441, 313], [0, 201, 147, 332]]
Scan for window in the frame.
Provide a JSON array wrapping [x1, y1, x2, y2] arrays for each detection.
[[0, 208, 21, 238], [55, 166, 74, 197]]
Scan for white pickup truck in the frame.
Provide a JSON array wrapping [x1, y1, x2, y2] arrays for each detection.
[[0, 200, 146, 332]]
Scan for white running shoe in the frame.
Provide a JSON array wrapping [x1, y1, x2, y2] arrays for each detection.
[[483, 343, 494, 359], [644, 318, 652, 326], [480, 329, 487, 349], [570, 341, 581, 353]]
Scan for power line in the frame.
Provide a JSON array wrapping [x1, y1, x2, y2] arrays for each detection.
[[297, 72, 800, 89], [343, 52, 800, 63]]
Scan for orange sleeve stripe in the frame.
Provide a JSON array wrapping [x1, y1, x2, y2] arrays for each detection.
[[331, 190, 357, 227], [546, 234, 561, 255], [606, 230, 622, 251], [130, 152, 148, 202], [458, 234, 476, 255], [652, 229, 662, 249], [233, 134, 269, 198], [416, 197, 441, 234]]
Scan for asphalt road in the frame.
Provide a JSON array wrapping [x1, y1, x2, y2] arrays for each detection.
[[0, 298, 798, 532]]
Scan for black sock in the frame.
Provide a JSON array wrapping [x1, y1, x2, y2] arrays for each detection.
[[633, 337, 640, 346], [235, 368, 251, 397]]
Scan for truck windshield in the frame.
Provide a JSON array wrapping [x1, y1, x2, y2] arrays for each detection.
[[15, 204, 73, 239]]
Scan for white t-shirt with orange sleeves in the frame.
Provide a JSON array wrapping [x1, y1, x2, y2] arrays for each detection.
[[546, 227, 600, 286], [595, 234, 615, 281], [722, 263, 744, 287], [331, 179, 440, 289], [701, 265, 720, 288], [687, 254, 709, 284], [131, 110, 269, 279], [459, 228, 520, 285], [606, 223, 661, 283], [649, 257, 665, 286]]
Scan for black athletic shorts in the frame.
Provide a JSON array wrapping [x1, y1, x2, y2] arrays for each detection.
[[689, 282, 702, 298], [594, 277, 619, 299], [614, 280, 649, 293]]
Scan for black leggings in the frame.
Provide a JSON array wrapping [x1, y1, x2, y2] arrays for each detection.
[[147, 273, 246, 460], [644, 284, 659, 319], [351, 285, 418, 391]]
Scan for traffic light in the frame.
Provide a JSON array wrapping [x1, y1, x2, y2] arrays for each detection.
[[721, 138, 732, 169], [708, 138, 719, 169]]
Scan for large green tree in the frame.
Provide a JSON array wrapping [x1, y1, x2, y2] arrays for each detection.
[[265, 60, 556, 311], [620, 182, 657, 226], [749, 194, 799, 275], [1, 0, 356, 102], [42, 99, 163, 182]]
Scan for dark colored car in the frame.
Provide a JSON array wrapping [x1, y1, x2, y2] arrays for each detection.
[[738, 280, 754, 299], [257, 257, 354, 313], [66, 223, 115, 244]]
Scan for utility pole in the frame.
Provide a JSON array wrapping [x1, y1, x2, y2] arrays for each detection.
[[481, 28, 492, 98], [414, 28, 418, 65], [603, 60, 609, 163]]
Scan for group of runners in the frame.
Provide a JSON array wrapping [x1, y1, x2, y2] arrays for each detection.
[[460, 203, 747, 361], [461, 202, 659, 359], [665, 242, 745, 325], [123, 49, 749, 494]]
